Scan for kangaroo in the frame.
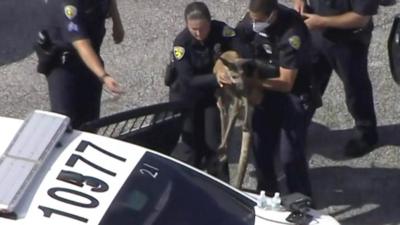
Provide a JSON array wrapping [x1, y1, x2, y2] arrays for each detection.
[[213, 50, 264, 188]]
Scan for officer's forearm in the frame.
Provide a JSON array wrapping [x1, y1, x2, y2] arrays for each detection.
[[72, 39, 107, 79], [259, 68, 297, 93], [320, 12, 371, 29], [190, 74, 219, 89], [260, 79, 293, 93]]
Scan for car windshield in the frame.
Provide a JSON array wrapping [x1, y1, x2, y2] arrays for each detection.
[[99, 152, 256, 225]]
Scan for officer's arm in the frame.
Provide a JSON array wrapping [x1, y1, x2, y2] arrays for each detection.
[[58, 1, 106, 77], [254, 29, 303, 93], [302, 11, 370, 29], [322, 12, 370, 28], [73, 39, 122, 94], [72, 39, 108, 80], [174, 46, 194, 86], [173, 45, 218, 89], [109, 0, 124, 44], [175, 56, 218, 89], [258, 68, 297, 93]]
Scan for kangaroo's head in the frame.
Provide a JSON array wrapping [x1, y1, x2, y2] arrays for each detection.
[[214, 51, 256, 91]]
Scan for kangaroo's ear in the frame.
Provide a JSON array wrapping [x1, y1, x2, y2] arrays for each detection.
[[219, 57, 238, 72], [234, 58, 253, 67], [235, 58, 257, 77], [217, 50, 241, 71]]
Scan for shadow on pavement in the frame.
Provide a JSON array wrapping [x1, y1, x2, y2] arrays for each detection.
[[311, 166, 400, 225], [307, 122, 400, 224], [307, 122, 400, 160], [0, 0, 46, 65]]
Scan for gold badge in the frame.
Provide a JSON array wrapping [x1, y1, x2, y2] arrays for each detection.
[[64, 5, 77, 20], [222, 26, 236, 37], [173, 46, 185, 60], [289, 35, 301, 50]]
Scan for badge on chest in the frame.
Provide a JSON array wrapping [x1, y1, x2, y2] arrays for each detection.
[[262, 44, 272, 54]]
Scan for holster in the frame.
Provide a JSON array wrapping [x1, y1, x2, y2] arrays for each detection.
[[292, 67, 323, 111], [34, 43, 60, 76]]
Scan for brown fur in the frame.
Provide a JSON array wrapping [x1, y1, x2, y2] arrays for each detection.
[[213, 50, 264, 188]]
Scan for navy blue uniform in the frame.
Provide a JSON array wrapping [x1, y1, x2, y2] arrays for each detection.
[[308, 0, 379, 151], [236, 5, 315, 196], [43, 0, 110, 128], [170, 21, 237, 174]]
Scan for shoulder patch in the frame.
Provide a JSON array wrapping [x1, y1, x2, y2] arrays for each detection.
[[288, 35, 301, 50], [64, 5, 77, 20], [67, 22, 79, 32], [214, 43, 221, 55], [173, 46, 185, 60], [222, 26, 236, 37]]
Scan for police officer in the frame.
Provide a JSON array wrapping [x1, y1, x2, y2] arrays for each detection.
[[168, 1, 237, 179], [41, 0, 124, 128], [293, 0, 379, 157], [218, 0, 316, 196]]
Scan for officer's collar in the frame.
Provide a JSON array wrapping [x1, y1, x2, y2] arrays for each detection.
[[262, 9, 281, 34], [191, 36, 207, 46]]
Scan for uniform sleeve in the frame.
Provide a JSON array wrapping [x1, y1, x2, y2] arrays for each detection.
[[219, 23, 237, 52], [235, 14, 254, 43], [173, 38, 218, 90], [220, 23, 254, 62], [58, 0, 89, 43], [234, 14, 256, 58], [173, 38, 195, 88], [278, 27, 306, 70], [351, 0, 379, 16]]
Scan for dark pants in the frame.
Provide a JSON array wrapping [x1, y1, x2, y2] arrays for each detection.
[[311, 31, 377, 139], [171, 101, 221, 168], [252, 93, 312, 196], [47, 55, 102, 129]]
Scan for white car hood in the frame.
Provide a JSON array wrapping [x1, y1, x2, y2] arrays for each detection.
[[0, 116, 147, 225]]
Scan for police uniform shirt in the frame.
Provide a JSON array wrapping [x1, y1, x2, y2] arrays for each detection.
[[44, 0, 111, 52], [236, 5, 311, 94], [309, 0, 379, 17], [308, 0, 379, 40], [172, 20, 237, 100]]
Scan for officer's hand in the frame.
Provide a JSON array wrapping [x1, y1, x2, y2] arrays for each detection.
[[103, 75, 124, 96], [302, 13, 326, 30], [216, 70, 234, 87], [112, 24, 125, 44], [293, 0, 305, 13]]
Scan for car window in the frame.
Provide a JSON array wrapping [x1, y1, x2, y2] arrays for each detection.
[[99, 152, 256, 225]]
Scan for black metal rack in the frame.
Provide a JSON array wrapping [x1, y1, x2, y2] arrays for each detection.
[[79, 101, 186, 155]]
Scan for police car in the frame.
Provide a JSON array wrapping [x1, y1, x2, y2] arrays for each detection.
[[0, 111, 340, 225]]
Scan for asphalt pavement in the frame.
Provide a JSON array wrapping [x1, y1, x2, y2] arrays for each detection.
[[1, 0, 400, 224]]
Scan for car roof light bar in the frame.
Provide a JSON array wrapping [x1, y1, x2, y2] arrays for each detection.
[[0, 111, 70, 218]]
